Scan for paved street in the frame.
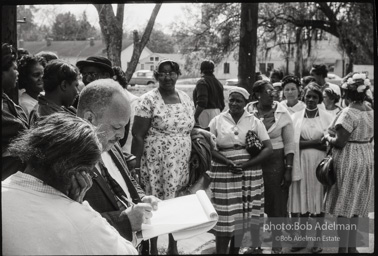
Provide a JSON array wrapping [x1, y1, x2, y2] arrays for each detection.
[[155, 212, 374, 254]]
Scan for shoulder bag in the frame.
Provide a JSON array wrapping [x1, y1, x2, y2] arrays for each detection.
[[316, 146, 336, 186]]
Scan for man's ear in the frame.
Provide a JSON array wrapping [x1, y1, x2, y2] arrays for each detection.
[[59, 80, 67, 91], [83, 111, 96, 125]]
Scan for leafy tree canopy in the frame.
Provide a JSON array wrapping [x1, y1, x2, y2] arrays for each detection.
[[172, 2, 374, 73]]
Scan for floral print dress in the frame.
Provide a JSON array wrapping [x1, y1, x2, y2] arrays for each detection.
[[135, 88, 195, 199]]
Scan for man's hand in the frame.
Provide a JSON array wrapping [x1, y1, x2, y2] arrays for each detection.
[[67, 171, 93, 203], [141, 195, 160, 211], [125, 203, 153, 231]]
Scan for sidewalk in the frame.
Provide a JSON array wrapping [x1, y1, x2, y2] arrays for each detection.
[[155, 212, 374, 254]]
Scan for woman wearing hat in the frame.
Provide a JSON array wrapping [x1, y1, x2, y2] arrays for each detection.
[[208, 87, 272, 254], [245, 80, 295, 254], [131, 60, 195, 254], [2, 43, 29, 180], [322, 73, 374, 254]]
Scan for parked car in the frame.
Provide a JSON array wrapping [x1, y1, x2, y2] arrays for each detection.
[[128, 70, 156, 86], [224, 74, 269, 86], [176, 78, 201, 85], [325, 73, 343, 86], [225, 78, 239, 86]]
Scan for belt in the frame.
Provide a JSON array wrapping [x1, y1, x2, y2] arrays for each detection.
[[219, 144, 246, 151], [348, 141, 371, 144]]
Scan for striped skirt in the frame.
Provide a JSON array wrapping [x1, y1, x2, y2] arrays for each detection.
[[209, 148, 265, 237]]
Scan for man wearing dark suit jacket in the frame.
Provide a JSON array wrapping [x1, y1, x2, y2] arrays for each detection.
[[76, 78, 159, 246]]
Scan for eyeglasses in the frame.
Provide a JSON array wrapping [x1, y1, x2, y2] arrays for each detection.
[[264, 89, 278, 96], [82, 72, 100, 78], [157, 71, 178, 79]]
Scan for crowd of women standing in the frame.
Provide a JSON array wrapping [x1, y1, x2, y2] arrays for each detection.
[[2, 42, 374, 255]]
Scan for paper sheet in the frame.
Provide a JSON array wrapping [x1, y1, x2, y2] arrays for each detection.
[[137, 190, 218, 240]]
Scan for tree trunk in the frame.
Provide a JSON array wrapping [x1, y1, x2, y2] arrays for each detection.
[[2, 5, 19, 104], [238, 3, 258, 95], [124, 4, 162, 84], [294, 27, 304, 77], [93, 4, 124, 67]]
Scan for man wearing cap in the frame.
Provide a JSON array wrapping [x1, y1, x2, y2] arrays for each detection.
[[76, 56, 115, 86], [193, 60, 225, 127]]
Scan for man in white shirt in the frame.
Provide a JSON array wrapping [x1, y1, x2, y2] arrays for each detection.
[[2, 112, 137, 255]]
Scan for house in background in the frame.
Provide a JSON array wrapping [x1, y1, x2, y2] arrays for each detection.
[[121, 44, 152, 71], [20, 33, 351, 84], [134, 52, 185, 72], [212, 33, 349, 84], [257, 34, 348, 78], [21, 39, 153, 71], [21, 39, 183, 75]]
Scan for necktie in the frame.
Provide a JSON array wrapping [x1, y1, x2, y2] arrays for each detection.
[[98, 160, 129, 210]]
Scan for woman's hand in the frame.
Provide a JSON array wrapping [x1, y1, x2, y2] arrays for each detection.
[[67, 171, 93, 203], [281, 167, 292, 190], [226, 160, 242, 174], [321, 134, 332, 145]]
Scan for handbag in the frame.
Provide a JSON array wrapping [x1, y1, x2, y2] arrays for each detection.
[[316, 146, 336, 186], [245, 130, 263, 157]]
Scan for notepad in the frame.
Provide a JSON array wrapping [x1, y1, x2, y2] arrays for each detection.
[[136, 190, 218, 240]]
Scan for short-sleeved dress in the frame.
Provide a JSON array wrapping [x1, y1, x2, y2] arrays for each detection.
[[208, 110, 270, 237], [135, 88, 195, 200], [324, 107, 374, 218]]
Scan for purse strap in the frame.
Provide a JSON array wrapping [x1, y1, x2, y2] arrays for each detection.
[[326, 144, 333, 155]]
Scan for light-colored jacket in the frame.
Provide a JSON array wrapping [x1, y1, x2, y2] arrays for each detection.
[[245, 101, 295, 155]]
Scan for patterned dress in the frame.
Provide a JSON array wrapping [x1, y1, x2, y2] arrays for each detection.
[[324, 107, 374, 218], [208, 111, 269, 237], [135, 88, 195, 200]]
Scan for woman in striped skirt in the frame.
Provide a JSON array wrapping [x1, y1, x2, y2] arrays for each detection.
[[208, 87, 273, 254]]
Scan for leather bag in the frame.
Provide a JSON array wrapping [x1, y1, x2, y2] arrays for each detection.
[[316, 147, 336, 186]]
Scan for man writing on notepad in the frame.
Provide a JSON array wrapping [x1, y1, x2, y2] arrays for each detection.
[[76, 79, 159, 249]]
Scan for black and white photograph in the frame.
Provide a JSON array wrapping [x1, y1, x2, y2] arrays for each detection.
[[2, 1, 375, 254]]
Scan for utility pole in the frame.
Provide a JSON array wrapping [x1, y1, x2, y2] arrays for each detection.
[[286, 40, 291, 75], [238, 3, 259, 95], [2, 5, 19, 104]]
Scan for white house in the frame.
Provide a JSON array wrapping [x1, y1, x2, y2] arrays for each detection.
[[211, 33, 349, 83], [120, 44, 153, 71], [134, 52, 185, 72]]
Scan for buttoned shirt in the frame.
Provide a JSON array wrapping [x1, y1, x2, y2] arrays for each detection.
[[208, 110, 270, 149]]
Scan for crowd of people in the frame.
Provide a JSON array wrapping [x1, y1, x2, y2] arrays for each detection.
[[2, 41, 374, 255]]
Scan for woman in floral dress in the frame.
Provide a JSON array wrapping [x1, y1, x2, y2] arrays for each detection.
[[132, 60, 195, 255], [322, 72, 374, 254]]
